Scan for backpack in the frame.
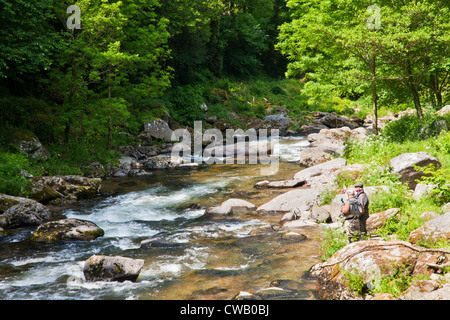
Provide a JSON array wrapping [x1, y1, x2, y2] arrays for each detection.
[[348, 198, 362, 218]]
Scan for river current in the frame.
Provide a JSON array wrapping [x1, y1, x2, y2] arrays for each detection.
[[0, 136, 325, 300]]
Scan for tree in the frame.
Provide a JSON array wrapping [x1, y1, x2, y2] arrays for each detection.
[[0, 0, 61, 79], [278, 0, 450, 123]]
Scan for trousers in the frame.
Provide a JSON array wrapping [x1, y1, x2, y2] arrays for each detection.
[[344, 217, 361, 242]]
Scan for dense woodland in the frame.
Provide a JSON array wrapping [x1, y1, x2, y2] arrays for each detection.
[[1, 0, 450, 198]]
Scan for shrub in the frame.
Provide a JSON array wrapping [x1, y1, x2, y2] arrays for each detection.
[[166, 85, 205, 125], [383, 114, 449, 143], [0, 152, 33, 196]]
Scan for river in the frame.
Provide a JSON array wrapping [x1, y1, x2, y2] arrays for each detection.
[[0, 136, 325, 300]]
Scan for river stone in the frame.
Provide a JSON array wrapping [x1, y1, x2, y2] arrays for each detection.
[[206, 199, 256, 216], [389, 152, 441, 189], [280, 231, 307, 242], [299, 128, 366, 166], [0, 193, 38, 212], [83, 255, 145, 282], [311, 205, 331, 223], [0, 202, 51, 229], [146, 155, 186, 169], [29, 218, 104, 243], [256, 188, 322, 215], [0, 193, 52, 229], [437, 105, 450, 116], [409, 211, 450, 244]]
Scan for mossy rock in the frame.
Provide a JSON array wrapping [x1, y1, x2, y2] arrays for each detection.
[[83, 255, 145, 282], [28, 218, 104, 243]]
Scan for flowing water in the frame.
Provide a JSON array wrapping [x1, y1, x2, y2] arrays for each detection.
[[0, 136, 325, 300]]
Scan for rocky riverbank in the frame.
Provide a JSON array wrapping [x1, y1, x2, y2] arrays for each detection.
[[2, 107, 450, 299]]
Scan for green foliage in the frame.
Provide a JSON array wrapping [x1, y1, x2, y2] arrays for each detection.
[[0, 152, 35, 196], [278, 0, 450, 122], [319, 228, 348, 262], [383, 114, 449, 143], [371, 265, 429, 298], [0, 0, 62, 78], [415, 164, 450, 206], [166, 85, 205, 125], [343, 269, 367, 297]]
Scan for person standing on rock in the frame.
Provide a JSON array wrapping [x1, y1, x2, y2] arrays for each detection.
[[355, 182, 369, 238], [341, 189, 362, 243]]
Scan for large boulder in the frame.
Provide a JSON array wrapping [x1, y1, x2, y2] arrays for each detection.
[[83, 255, 144, 282], [409, 211, 450, 244], [318, 112, 361, 129], [27, 175, 101, 204], [299, 127, 366, 166], [11, 131, 50, 160], [389, 152, 441, 189], [253, 115, 293, 136], [145, 155, 186, 169], [0, 193, 51, 229], [256, 188, 322, 215], [293, 158, 347, 191], [206, 199, 256, 216], [309, 240, 420, 300], [142, 119, 173, 142], [28, 218, 104, 243]]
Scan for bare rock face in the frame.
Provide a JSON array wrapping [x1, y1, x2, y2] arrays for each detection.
[[28, 218, 104, 243], [389, 152, 441, 189], [83, 255, 145, 282]]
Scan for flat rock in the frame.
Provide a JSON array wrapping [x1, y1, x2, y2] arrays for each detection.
[[256, 188, 322, 215]]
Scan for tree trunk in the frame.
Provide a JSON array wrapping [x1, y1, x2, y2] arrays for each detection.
[[372, 80, 378, 135], [107, 116, 112, 150], [107, 82, 112, 150], [371, 55, 378, 135], [411, 86, 424, 120], [64, 120, 71, 155], [433, 73, 443, 109]]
